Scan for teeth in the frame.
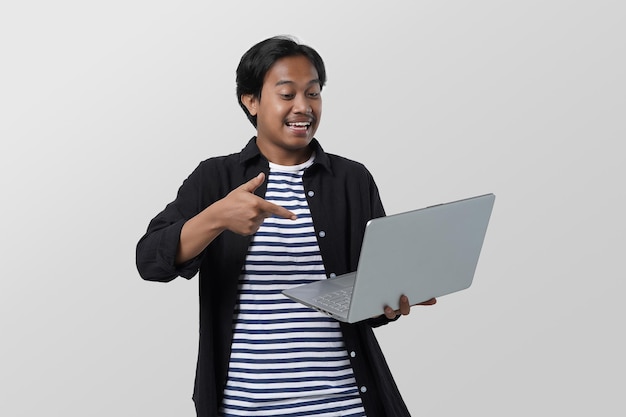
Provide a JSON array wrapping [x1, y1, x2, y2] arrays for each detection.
[[288, 122, 310, 127]]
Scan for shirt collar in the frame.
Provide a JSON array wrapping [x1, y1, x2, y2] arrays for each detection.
[[239, 137, 333, 174]]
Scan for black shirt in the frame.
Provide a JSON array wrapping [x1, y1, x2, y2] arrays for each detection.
[[136, 138, 412, 417]]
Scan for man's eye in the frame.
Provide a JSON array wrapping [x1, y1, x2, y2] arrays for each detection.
[[280, 94, 295, 99], [307, 92, 320, 98]]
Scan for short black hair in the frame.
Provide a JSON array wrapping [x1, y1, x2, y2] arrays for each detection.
[[236, 36, 326, 127]]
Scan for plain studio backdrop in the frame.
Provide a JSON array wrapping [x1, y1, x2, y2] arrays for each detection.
[[1, 1, 624, 416]]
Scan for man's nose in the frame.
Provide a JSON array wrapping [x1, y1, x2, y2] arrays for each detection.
[[293, 94, 312, 114]]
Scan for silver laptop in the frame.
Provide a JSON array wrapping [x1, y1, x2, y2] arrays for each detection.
[[282, 193, 495, 323]]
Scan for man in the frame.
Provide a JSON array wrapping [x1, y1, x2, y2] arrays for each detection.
[[136, 35, 435, 417]]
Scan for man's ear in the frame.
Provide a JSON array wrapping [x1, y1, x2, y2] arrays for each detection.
[[241, 94, 258, 116]]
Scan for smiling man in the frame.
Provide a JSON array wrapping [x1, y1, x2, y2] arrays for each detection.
[[136, 36, 434, 417], [241, 54, 321, 165]]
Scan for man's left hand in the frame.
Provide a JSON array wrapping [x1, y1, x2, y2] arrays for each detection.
[[384, 295, 437, 320]]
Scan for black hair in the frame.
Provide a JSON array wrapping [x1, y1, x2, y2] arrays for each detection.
[[236, 35, 326, 127]]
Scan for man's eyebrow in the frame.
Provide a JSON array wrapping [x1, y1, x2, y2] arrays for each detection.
[[275, 79, 321, 87]]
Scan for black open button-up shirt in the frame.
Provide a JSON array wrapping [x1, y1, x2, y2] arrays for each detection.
[[136, 138, 411, 417]]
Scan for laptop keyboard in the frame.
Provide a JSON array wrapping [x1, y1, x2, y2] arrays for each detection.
[[312, 287, 353, 313]]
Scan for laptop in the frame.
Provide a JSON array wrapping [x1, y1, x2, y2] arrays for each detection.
[[282, 193, 495, 323]]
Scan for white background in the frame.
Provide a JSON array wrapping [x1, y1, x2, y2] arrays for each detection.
[[1, 1, 624, 416]]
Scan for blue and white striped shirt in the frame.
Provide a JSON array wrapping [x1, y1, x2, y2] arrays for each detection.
[[220, 156, 366, 416]]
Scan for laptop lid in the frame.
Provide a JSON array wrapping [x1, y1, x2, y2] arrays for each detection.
[[283, 193, 495, 323], [345, 193, 495, 322]]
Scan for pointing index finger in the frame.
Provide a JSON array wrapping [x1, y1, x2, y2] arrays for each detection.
[[261, 200, 297, 220]]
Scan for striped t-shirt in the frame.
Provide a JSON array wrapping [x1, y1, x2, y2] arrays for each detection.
[[219, 156, 366, 417]]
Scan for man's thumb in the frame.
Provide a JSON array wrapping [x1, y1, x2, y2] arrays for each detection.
[[239, 172, 265, 193]]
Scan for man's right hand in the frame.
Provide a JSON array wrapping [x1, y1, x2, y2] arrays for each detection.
[[215, 172, 297, 235], [176, 172, 297, 264]]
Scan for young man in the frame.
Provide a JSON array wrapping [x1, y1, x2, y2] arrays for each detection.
[[136, 36, 435, 417]]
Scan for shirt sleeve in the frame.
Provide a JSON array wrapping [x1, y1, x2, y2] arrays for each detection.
[[364, 313, 400, 328], [367, 167, 386, 219], [135, 164, 207, 282]]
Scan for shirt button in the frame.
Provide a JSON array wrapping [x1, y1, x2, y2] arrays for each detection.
[[329, 273, 337, 278], [307, 190, 315, 197], [360, 386, 367, 393], [318, 231, 326, 238], [350, 351, 356, 358]]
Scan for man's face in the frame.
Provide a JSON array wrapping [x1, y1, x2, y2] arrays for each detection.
[[243, 55, 322, 165]]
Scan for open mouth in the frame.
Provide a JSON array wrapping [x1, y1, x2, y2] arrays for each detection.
[[286, 121, 311, 131]]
